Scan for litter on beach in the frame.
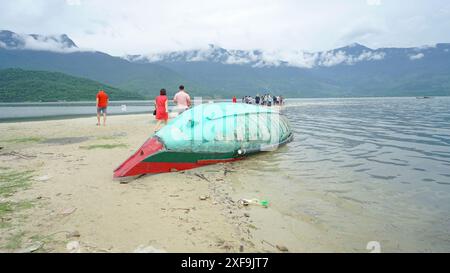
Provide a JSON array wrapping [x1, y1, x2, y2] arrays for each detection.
[[238, 199, 270, 208]]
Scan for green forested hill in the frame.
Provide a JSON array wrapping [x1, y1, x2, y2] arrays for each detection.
[[0, 68, 144, 102]]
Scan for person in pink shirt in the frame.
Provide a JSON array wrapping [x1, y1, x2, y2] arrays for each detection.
[[173, 85, 191, 114]]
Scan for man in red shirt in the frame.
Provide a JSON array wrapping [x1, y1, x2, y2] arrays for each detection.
[[96, 90, 109, 126], [232, 96, 237, 103]]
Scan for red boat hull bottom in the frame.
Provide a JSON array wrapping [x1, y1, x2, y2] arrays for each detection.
[[113, 136, 244, 178], [114, 158, 240, 178]]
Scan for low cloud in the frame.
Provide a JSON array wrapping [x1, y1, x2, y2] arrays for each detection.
[[355, 51, 386, 62], [22, 36, 77, 53], [413, 44, 436, 51], [317, 51, 349, 67], [225, 55, 252, 65], [1, 31, 91, 53], [409, 53, 425, 60], [225, 50, 260, 65], [258, 50, 316, 68], [255, 49, 385, 68], [143, 46, 387, 69]]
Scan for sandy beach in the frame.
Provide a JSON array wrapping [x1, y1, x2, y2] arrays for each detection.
[[0, 114, 275, 253]]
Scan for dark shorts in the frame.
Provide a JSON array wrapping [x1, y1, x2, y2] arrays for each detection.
[[97, 107, 107, 114]]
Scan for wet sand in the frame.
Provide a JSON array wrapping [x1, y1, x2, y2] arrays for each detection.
[[0, 114, 278, 253]]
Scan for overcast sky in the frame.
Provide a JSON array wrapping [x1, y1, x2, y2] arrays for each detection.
[[1, 0, 450, 56]]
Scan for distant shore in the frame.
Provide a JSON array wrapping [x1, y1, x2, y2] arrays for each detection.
[[0, 114, 263, 253]]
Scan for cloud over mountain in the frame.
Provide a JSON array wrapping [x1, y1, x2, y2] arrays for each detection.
[[409, 53, 425, 60], [132, 44, 388, 69], [0, 30, 84, 53]]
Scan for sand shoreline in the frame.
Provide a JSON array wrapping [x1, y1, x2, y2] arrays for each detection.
[[0, 111, 151, 124], [0, 114, 274, 253]]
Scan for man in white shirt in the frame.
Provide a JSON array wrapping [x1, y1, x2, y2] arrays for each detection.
[[173, 85, 191, 114]]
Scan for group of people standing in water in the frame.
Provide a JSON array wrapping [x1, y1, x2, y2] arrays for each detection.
[[238, 94, 284, 106]]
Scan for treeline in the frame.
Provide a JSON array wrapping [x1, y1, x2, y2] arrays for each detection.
[[0, 68, 144, 102]]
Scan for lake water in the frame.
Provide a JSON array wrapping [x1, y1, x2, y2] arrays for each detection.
[[0, 99, 229, 121], [0, 101, 155, 121], [1, 97, 449, 252], [226, 97, 450, 252]]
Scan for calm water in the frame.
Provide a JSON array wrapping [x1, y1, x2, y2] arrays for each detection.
[[227, 97, 450, 252], [0, 100, 229, 121], [0, 101, 154, 121]]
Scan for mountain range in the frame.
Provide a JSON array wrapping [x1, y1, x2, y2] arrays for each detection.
[[1, 30, 450, 101]]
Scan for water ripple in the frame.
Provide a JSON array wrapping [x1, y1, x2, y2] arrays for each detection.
[[240, 97, 450, 252]]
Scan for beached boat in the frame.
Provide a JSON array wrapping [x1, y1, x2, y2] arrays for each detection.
[[114, 103, 293, 178]]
